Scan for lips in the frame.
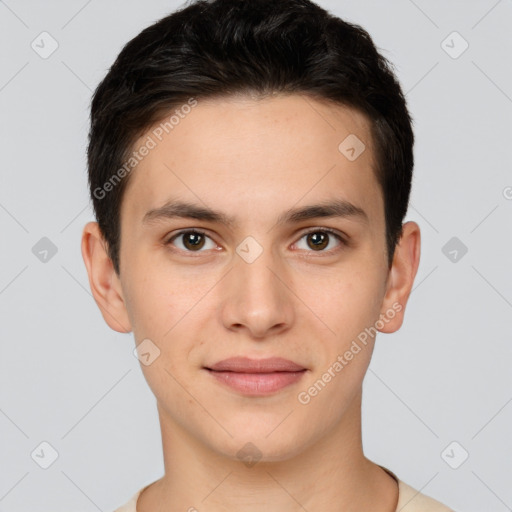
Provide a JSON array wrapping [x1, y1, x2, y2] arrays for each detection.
[[206, 357, 306, 373], [204, 357, 307, 395]]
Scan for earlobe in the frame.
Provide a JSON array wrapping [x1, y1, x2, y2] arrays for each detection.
[[81, 221, 132, 333], [377, 221, 421, 334]]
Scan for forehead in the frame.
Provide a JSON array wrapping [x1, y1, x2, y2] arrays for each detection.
[[121, 93, 383, 231]]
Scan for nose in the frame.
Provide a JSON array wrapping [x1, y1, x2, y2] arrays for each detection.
[[220, 243, 295, 340]]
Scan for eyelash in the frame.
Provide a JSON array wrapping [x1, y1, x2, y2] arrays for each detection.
[[164, 227, 347, 255]]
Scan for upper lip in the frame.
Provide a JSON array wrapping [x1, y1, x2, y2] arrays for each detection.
[[206, 357, 306, 373]]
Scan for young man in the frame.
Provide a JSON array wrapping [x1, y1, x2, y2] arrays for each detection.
[[81, 0, 455, 510]]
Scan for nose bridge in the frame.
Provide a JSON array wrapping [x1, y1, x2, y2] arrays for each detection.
[[221, 236, 294, 337], [237, 244, 280, 298]]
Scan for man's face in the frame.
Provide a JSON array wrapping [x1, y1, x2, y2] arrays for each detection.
[[116, 94, 393, 460]]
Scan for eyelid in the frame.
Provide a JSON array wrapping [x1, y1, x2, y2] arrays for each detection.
[[164, 228, 215, 250], [164, 226, 348, 254], [293, 226, 347, 253]]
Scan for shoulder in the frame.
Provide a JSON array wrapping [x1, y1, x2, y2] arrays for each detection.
[[378, 464, 455, 512], [112, 489, 140, 512], [397, 479, 455, 512], [112, 483, 149, 512], [112, 476, 457, 512]]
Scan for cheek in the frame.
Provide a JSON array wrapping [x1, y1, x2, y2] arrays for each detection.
[[295, 272, 384, 415], [121, 254, 188, 336], [301, 265, 384, 341], [122, 263, 217, 383]]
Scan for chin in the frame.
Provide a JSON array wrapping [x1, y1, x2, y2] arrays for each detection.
[[207, 424, 310, 465]]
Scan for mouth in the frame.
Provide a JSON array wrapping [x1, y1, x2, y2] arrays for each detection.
[[204, 357, 307, 396]]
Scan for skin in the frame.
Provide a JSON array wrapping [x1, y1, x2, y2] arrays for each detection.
[[82, 93, 420, 512]]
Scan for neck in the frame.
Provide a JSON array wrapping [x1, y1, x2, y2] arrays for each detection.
[[137, 389, 398, 512]]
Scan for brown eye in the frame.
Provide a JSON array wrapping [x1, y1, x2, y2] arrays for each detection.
[[306, 232, 329, 250], [182, 232, 205, 250], [295, 229, 345, 253], [166, 230, 215, 252]]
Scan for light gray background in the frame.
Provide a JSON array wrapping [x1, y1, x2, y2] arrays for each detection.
[[1, 1, 511, 511]]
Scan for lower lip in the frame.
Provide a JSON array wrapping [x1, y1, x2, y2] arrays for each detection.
[[206, 369, 307, 395]]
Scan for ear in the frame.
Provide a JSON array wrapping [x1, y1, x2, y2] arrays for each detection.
[[377, 221, 421, 333], [81, 222, 132, 333]]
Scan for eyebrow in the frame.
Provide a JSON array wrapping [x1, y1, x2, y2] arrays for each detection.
[[142, 198, 369, 228]]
